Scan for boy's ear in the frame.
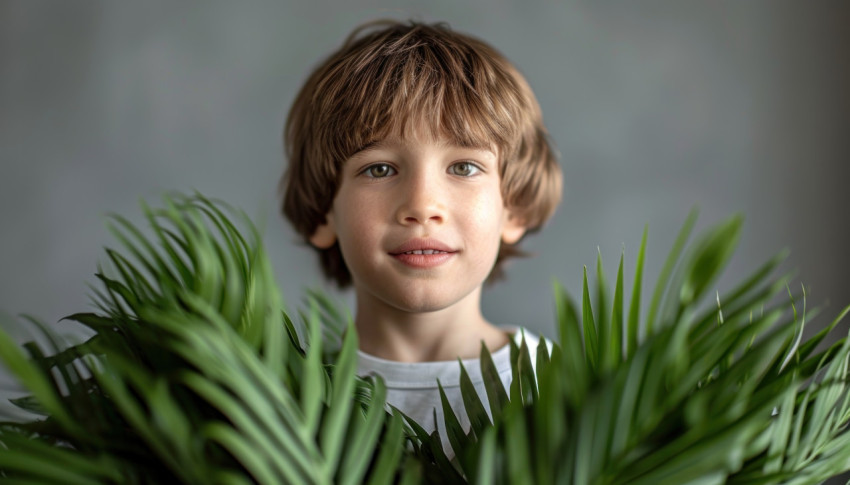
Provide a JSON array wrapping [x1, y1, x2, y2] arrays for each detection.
[[501, 210, 526, 244], [309, 213, 337, 249]]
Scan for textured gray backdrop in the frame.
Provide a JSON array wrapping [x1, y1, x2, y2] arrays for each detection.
[[2, 2, 848, 345]]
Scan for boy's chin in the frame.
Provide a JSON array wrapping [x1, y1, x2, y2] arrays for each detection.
[[384, 291, 462, 314], [356, 281, 482, 316]]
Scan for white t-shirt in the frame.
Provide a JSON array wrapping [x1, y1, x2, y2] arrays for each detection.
[[356, 328, 544, 457]]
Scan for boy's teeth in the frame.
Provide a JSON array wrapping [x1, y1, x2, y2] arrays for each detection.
[[403, 249, 445, 255]]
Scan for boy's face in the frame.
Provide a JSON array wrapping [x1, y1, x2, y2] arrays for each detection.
[[310, 128, 526, 314]]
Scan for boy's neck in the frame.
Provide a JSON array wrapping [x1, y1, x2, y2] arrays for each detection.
[[354, 286, 510, 363]]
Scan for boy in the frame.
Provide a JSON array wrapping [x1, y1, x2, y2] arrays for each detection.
[[280, 20, 561, 454]]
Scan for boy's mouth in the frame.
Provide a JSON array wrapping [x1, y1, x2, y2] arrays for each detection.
[[389, 239, 457, 268], [398, 249, 449, 255], [389, 238, 456, 255]]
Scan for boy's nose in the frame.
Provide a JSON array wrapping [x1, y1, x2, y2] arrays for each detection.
[[396, 175, 445, 226]]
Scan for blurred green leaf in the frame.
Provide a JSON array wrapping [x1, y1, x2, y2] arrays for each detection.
[[3, 195, 850, 485]]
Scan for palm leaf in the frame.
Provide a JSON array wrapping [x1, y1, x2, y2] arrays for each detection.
[[417, 213, 850, 484], [3, 193, 850, 485], [0, 193, 411, 484]]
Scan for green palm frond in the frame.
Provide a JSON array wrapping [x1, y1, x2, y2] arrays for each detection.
[[2, 194, 849, 484], [421, 213, 850, 484], [0, 193, 414, 484]]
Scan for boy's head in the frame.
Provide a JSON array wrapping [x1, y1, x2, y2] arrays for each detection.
[[281, 20, 561, 288]]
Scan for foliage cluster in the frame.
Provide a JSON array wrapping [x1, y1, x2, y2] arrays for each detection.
[[0, 194, 849, 484]]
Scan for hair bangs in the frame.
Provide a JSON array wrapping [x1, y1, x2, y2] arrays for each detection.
[[321, 29, 524, 164]]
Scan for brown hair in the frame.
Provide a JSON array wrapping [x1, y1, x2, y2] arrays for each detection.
[[281, 20, 561, 287]]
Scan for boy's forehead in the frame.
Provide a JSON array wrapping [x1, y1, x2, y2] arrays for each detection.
[[354, 135, 497, 158], [354, 120, 498, 156]]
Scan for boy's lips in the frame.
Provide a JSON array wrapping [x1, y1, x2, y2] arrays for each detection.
[[388, 238, 458, 268]]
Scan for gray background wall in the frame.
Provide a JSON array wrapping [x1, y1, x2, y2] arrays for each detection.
[[2, 1, 848, 344]]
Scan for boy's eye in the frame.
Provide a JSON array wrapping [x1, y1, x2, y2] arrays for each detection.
[[448, 161, 481, 177], [362, 163, 396, 178]]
